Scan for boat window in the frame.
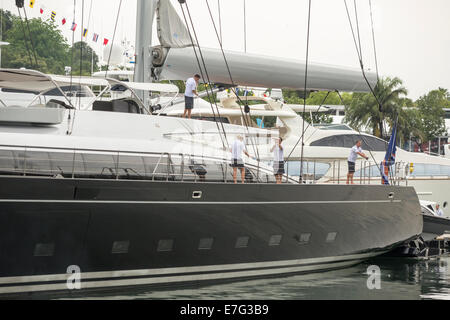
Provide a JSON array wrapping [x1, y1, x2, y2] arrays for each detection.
[[93, 99, 141, 114], [269, 235, 283, 246], [43, 85, 94, 98], [13, 150, 54, 176], [143, 154, 173, 180], [79, 153, 118, 178], [198, 238, 214, 250], [409, 164, 450, 177], [1, 88, 39, 95], [191, 116, 230, 123], [0, 150, 18, 174], [296, 233, 311, 244], [444, 110, 450, 119], [34, 243, 55, 257], [0, 149, 287, 183], [111, 241, 130, 254], [115, 155, 146, 179], [157, 239, 174, 252], [49, 152, 85, 177], [285, 161, 330, 179], [235, 236, 250, 248], [326, 232, 338, 242], [310, 134, 387, 152]]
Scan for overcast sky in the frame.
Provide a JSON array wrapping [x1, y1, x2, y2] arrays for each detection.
[[1, 0, 449, 100]]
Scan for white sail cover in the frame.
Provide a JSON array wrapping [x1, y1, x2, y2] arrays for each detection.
[[156, 47, 377, 92], [157, 0, 193, 48]]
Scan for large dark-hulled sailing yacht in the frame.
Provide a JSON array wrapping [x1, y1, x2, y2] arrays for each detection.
[[0, 69, 422, 296], [0, 0, 422, 296]]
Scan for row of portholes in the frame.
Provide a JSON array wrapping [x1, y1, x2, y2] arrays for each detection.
[[33, 232, 339, 257]]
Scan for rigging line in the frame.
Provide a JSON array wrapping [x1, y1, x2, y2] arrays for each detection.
[[353, 0, 386, 141], [67, 0, 77, 135], [343, 0, 385, 139], [178, 2, 228, 149], [299, 0, 312, 183], [16, 7, 33, 67], [105, 0, 122, 79], [183, 2, 233, 149], [285, 91, 331, 161], [85, 0, 93, 75], [368, 0, 379, 82], [69, 0, 76, 101], [79, 0, 85, 109], [22, 7, 39, 68], [204, 0, 261, 160], [343, 0, 362, 64], [217, 0, 222, 44], [86, 0, 93, 31], [353, 0, 363, 65], [243, 0, 247, 53], [183, 2, 232, 150], [335, 90, 383, 176]]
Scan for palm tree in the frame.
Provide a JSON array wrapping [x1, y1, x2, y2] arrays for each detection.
[[345, 77, 408, 138]]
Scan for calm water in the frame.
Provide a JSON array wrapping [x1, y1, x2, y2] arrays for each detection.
[[62, 255, 450, 300]]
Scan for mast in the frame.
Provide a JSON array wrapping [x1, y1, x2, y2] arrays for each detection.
[[134, 0, 158, 105]]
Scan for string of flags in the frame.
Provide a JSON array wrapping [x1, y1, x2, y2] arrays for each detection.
[[30, 0, 110, 46]]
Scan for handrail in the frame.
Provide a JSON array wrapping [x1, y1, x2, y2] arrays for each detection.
[[0, 143, 298, 184]]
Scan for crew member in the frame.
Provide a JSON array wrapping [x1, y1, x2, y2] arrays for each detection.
[[436, 204, 444, 217], [231, 135, 250, 184], [183, 74, 201, 119], [271, 137, 285, 184], [347, 140, 369, 184]]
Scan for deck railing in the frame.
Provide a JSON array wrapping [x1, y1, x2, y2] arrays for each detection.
[[0, 144, 298, 184]]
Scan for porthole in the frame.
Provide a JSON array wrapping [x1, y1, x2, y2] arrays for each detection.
[[111, 241, 130, 254], [34, 243, 55, 257], [326, 232, 338, 242], [444, 202, 448, 208], [235, 236, 250, 248], [269, 235, 282, 246], [198, 238, 214, 250], [295, 233, 311, 244], [157, 239, 174, 252]]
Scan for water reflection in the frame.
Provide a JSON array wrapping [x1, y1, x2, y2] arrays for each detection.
[[61, 256, 450, 300]]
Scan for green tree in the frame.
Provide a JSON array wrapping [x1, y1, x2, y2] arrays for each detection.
[[281, 90, 353, 124], [70, 41, 99, 76], [2, 12, 70, 74], [345, 77, 408, 138], [416, 89, 447, 141]]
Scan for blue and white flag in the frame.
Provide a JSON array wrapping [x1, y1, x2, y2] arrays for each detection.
[[381, 121, 398, 185]]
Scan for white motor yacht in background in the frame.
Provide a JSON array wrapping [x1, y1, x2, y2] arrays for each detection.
[[156, 93, 450, 217]]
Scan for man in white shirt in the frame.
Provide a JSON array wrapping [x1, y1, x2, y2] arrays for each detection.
[[270, 137, 285, 184], [231, 135, 250, 184], [436, 204, 444, 217], [183, 74, 201, 119], [346, 140, 369, 184]]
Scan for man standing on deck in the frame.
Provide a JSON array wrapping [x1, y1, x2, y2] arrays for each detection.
[[346, 140, 369, 184], [271, 137, 285, 184], [231, 135, 250, 184], [436, 204, 444, 217], [183, 74, 201, 119]]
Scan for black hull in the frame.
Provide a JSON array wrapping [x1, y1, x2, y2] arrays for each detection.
[[0, 176, 422, 296], [422, 215, 450, 241]]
